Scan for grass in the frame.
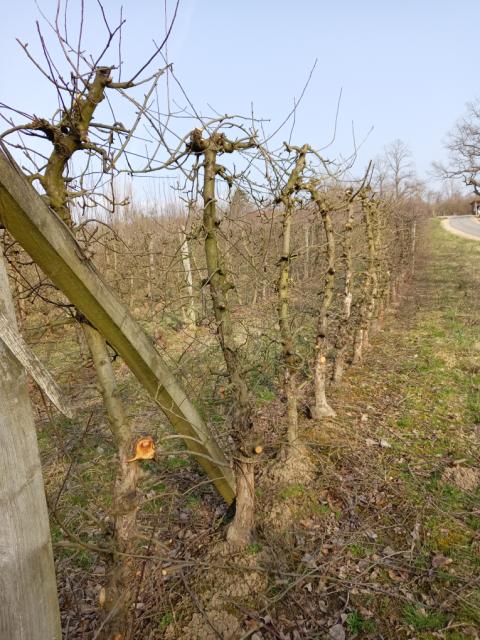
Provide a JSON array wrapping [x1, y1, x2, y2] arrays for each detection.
[[346, 610, 376, 634], [403, 603, 447, 631], [307, 221, 480, 637], [279, 483, 306, 500], [34, 218, 480, 639], [157, 611, 173, 631], [246, 542, 263, 555]]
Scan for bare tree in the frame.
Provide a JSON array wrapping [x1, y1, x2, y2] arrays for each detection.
[[275, 144, 308, 452], [306, 182, 338, 419], [376, 139, 417, 199], [0, 3, 202, 636], [332, 189, 356, 384], [187, 127, 262, 548], [436, 99, 480, 195]]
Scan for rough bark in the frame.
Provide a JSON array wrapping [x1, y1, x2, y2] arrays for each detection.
[[333, 198, 355, 384], [308, 186, 336, 419], [225, 458, 254, 547], [276, 145, 308, 450], [352, 190, 374, 365], [192, 130, 258, 547], [371, 203, 388, 332], [82, 324, 138, 638], [178, 226, 196, 329], [410, 220, 417, 276], [0, 248, 61, 640], [362, 195, 379, 349], [32, 83, 142, 635]]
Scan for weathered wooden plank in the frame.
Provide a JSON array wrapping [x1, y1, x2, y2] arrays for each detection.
[[0, 311, 74, 418], [0, 145, 235, 503], [0, 251, 61, 640]]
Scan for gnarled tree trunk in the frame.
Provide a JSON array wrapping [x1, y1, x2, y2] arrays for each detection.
[[352, 189, 374, 364], [276, 145, 308, 452], [333, 197, 355, 384], [27, 79, 142, 635], [82, 324, 138, 639], [308, 185, 336, 419], [190, 130, 259, 547], [361, 195, 379, 350], [178, 225, 197, 330]]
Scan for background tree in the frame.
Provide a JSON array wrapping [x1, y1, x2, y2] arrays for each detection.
[[434, 99, 480, 202], [376, 139, 419, 199]]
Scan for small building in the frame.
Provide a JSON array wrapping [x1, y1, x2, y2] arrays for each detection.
[[471, 197, 480, 217]]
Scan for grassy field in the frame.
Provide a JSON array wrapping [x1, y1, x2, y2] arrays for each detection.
[[36, 219, 480, 639], [292, 219, 480, 640]]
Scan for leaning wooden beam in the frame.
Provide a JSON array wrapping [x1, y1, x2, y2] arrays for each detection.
[[0, 250, 61, 640], [0, 145, 235, 503], [0, 311, 74, 419]]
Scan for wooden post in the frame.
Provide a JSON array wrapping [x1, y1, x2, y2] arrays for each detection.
[[0, 248, 61, 640], [0, 145, 235, 504]]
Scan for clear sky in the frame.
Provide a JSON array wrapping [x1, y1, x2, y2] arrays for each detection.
[[1, 0, 478, 190]]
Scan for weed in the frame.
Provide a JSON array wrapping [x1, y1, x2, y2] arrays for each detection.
[[73, 550, 94, 570], [346, 611, 376, 634], [246, 542, 263, 555], [346, 543, 369, 559], [255, 386, 276, 404], [459, 588, 480, 624], [403, 603, 447, 631], [165, 455, 189, 470], [311, 503, 331, 516], [396, 415, 414, 429], [185, 494, 200, 508], [157, 611, 173, 630], [143, 498, 163, 513], [279, 484, 305, 500]]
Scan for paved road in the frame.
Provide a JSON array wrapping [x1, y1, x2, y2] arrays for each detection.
[[443, 215, 480, 240]]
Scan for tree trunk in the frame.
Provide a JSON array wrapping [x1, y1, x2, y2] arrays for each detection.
[[352, 191, 375, 365], [362, 196, 379, 350], [82, 323, 138, 639], [304, 225, 310, 280], [309, 188, 336, 419], [0, 247, 61, 640], [276, 146, 307, 450], [147, 236, 154, 311], [333, 200, 354, 384], [410, 220, 417, 276], [278, 203, 300, 447], [178, 226, 196, 329], [352, 327, 364, 364], [226, 458, 254, 547], [199, 136, 257, 547]]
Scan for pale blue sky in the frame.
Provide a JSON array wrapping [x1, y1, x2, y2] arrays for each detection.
[[1, 0, 478, 190]]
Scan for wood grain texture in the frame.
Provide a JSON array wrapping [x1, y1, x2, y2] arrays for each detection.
[[0, 250, 61, 640], [0, 311, 73, 418], [0, 144, 234, 503]]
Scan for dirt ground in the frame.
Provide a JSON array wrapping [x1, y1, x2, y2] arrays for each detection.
[[37, 219, 480, 639]]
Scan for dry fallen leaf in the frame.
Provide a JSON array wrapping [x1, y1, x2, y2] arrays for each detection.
[[431, 554, 453, 569], [329, 623, 346, 640]]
